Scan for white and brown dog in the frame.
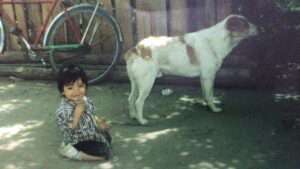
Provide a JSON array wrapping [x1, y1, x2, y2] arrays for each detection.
[[124, 14, 257, 125]]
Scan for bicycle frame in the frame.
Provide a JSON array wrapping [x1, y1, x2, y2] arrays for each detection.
[[0, 0, 98, 53]]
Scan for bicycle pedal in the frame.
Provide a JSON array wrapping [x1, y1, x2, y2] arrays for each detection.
[[29, 53, 38, 61], [40, 59, 49, 66]]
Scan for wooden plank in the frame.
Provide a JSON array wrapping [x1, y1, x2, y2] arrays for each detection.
[[0, 64, 56, 80], [149, 0, 167, 36], [27, 3, 43, 43], [0, 51, 120, 65], [14, 2, 28, 39], [129, 0, 138, 45], [216, 0, 232, 22], [48, 2, 63, 21], [114, 0, 133, 59], [102, 0, 113, 15], [204, 0, 217, 26], [42, 2, 66, 47], [135, 0, 151, 41], [168, 0, 188, 36], [41, 2, 53, 24], [136, 0, 167, 40], [0, 64, 256, 88], [187, 0, 206, 31], [0, 51, 30, 63], [0, 50, 253, 68], [2, 4, 20, 51], [0, 5, 10, 52], [41, 1, 62, 36]]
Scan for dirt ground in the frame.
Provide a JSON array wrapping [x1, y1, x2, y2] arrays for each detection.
[[0, 77, 299, 169]]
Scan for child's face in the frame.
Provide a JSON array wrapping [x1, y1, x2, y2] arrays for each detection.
[[62, 78, 86, 101]]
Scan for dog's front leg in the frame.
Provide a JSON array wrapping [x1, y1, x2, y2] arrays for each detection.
[[200, 77, 222, 113]]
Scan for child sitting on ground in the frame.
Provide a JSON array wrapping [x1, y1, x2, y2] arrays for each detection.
[[55, 64, 111, 161]]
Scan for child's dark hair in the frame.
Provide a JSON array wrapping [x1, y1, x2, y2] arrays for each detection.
[[57, 64, 88, 93]]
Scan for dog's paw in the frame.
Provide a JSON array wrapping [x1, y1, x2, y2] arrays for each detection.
[[138, 118, 148, 125], [212, 107, 222, 113], [129, 112, 137, 119]]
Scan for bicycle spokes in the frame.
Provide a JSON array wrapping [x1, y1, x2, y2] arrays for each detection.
[[81, 1, 99, 44], [44, 4, 122, 84], [88, 18, 101, 45]]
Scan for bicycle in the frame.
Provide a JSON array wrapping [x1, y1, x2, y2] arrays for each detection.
[[0, 0, 123, 85]]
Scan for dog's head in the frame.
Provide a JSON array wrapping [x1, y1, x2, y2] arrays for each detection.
[[225, 15, 257, 40]]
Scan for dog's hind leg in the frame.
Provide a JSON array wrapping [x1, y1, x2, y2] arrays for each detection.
[[128, 74, 138, 119], [200, 77, 222, 113], [134, 72, 156, 125]]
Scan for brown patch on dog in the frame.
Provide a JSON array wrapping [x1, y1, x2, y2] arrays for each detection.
[[131, 47, 139, 55], [137, 45, 152, 60], [124, 47, 138, 63], [186, 45, 199, 66], [226, 16, 249, 35], [124, 45, 152, 63], [178, 36, 199, 65]]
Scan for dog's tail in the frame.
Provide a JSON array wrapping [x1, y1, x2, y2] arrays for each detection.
[[124, 45, 152, 64], [124, 47, 139, 64]]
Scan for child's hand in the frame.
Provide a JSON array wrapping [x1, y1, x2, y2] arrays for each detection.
[[75, 98, 86, 113], [72, 98, 86, 129], [95, 116, 111, 132]]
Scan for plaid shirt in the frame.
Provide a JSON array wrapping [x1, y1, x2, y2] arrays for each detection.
[[55, 96, 110, 147]]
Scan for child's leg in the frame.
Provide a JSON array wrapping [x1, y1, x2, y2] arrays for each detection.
[[79, 152, 106, 161], [73, 140, 110, 160]]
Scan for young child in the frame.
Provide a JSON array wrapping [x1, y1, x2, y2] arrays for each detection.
[[55, 64, 112, 161]]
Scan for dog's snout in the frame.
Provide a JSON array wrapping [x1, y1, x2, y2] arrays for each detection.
[[249, 23, 258, 36]]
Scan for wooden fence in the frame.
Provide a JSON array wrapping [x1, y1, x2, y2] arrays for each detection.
[[0, 0, 232, 53], [0, 0, 259, 87]]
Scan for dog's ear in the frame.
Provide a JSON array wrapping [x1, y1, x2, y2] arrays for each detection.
[[225, 15, 249, 35]]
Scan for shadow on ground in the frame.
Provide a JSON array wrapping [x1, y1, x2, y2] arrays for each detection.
[[0, 78, 299, 169]]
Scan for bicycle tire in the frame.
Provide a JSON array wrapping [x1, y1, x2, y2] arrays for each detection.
[[0, 19, 5, 53], [43, 4, 122, 85]]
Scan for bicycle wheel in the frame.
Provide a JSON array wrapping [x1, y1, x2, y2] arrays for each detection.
[[0, 19, 5, 53], [43, 4, 122, 85]]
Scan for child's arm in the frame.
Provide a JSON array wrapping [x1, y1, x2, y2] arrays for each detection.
[[72, 99, 86, 129], [95, 116, 111, 132]]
